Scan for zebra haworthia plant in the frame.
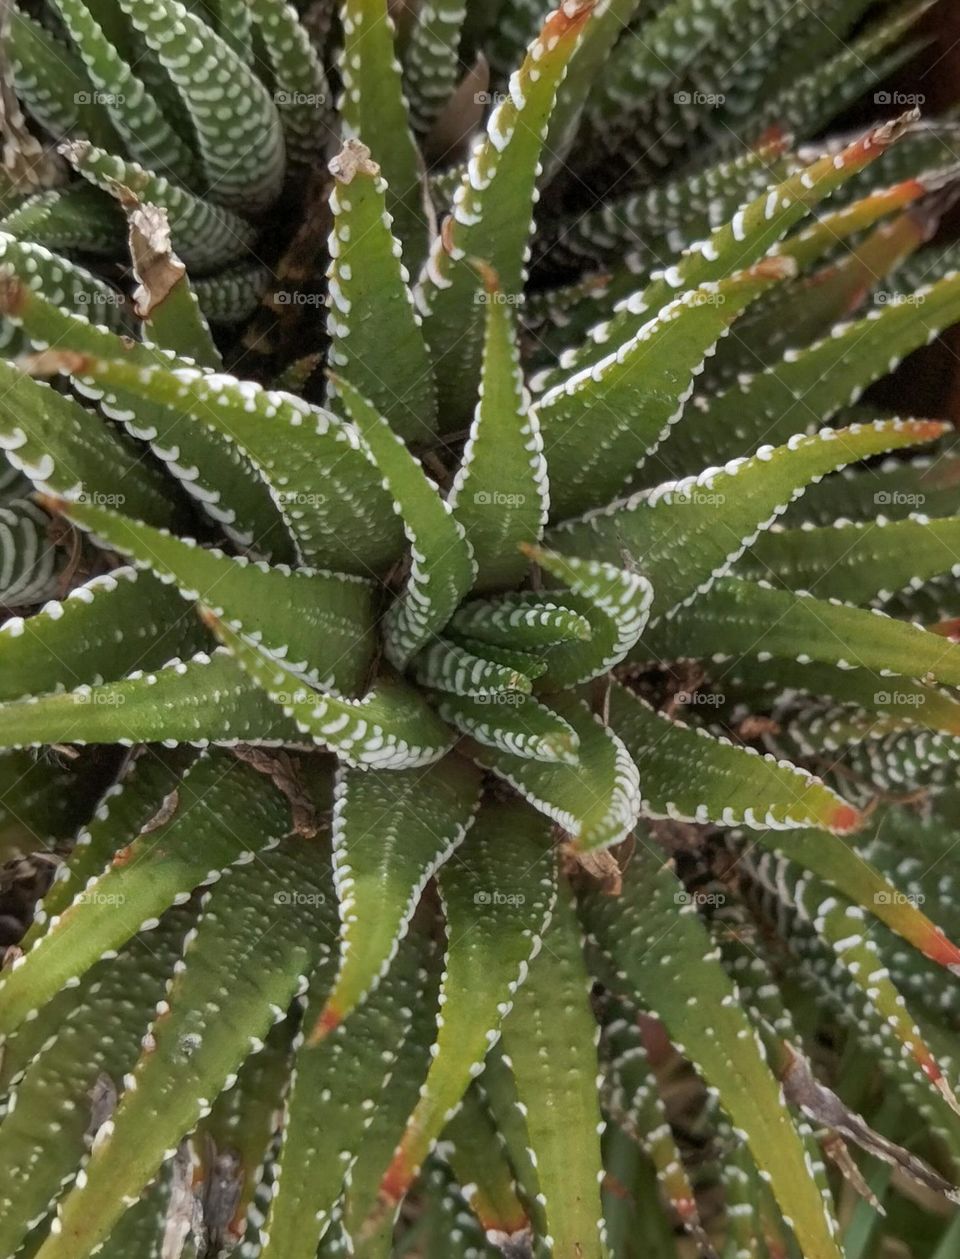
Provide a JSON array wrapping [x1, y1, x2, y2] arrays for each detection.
[[3, 0, 960, 1254]]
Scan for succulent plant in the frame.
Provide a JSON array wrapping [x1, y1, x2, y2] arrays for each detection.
[[3, 0, 960, 1255]]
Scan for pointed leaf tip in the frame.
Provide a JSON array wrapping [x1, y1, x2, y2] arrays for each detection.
[[328, 137, 379, 183], [830, 803, 863, 834]]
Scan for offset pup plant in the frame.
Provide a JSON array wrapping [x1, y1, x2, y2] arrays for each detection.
[[3, 0, 960, 1255]]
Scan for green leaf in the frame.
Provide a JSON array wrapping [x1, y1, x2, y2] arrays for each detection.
[[526, 545, 652, 688], [2, 281, 293, 560], [639, 576, 960, 690], [418, 1, 593, 424], [651, 268, 960, 480], [0, 648, 303, 750], [332, 948, 441, 1257], [705, 197, 931, 389], [311, 755, 481, 1037], [0, 750, 88, 866], [747, 849, 959, 1114], [0, 910, 193, 1259], [500, 880, 606, 1259], [0, 359, 174, 529], [199, 1012, 298, 1253], [555, 419, 948, 622], [542, 0, 643, 179], [599, 995, 710, 1249], [607, 681, 861, 834], [401, 0, 468, 137], [248, 0, 331, 165], [258, 930, 428, 1259], [434, 690, 580, 764], [715, 654, 960, 736], [535, 258, 795, 520], [740, 514, 960, 609], [440, 1085, 530, 1244], [46, 0, 198, 178], [581, 845, 844, 1259], [27, 745, 197, 942], [339, 0, 427, 271], [0, 495, 60, 605], [0, 750, 295, 1040], [448, 593, 592, 649], [469, 692, 641, 852], [742, 825, 960, 975], [61, 140, 258, 270], [206, 614, 455, 769], [51, 496, 377, 696], [369, 799, 556, 1217], [448, 263, 548, 590], [0, 566, 207, 703], [412, 636, 533, 696], [8, 6, 113, 145], [26, 352, 403, 574], [114, 0, 284, 211], [32, 844, 336, 1259], [192, 262, 270, 325], [326, 141, 437, 443], [335, 375, 474, 664], [0, 184, 122, 256], [542, 117, 912, 390]]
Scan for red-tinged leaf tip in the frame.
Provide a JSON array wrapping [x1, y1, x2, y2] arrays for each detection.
[[748, 255, 798, 283], [306, 1001, 343, 1045], [547, 0, 595, 40], [918, 924, 960, 972], [753, 124, 789, 155], [21, 349, 92, 378], [841, 110, 920, 168], [466, 257, 501, 294], [898, 419, 950, 444], [198, 606, 223, 633], [829, 802, 862, 834], [0, 272, 26, 317], [929, 617, 960, 641], [379, 1149, 415, 1206], [31, 492, 69, 517]]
